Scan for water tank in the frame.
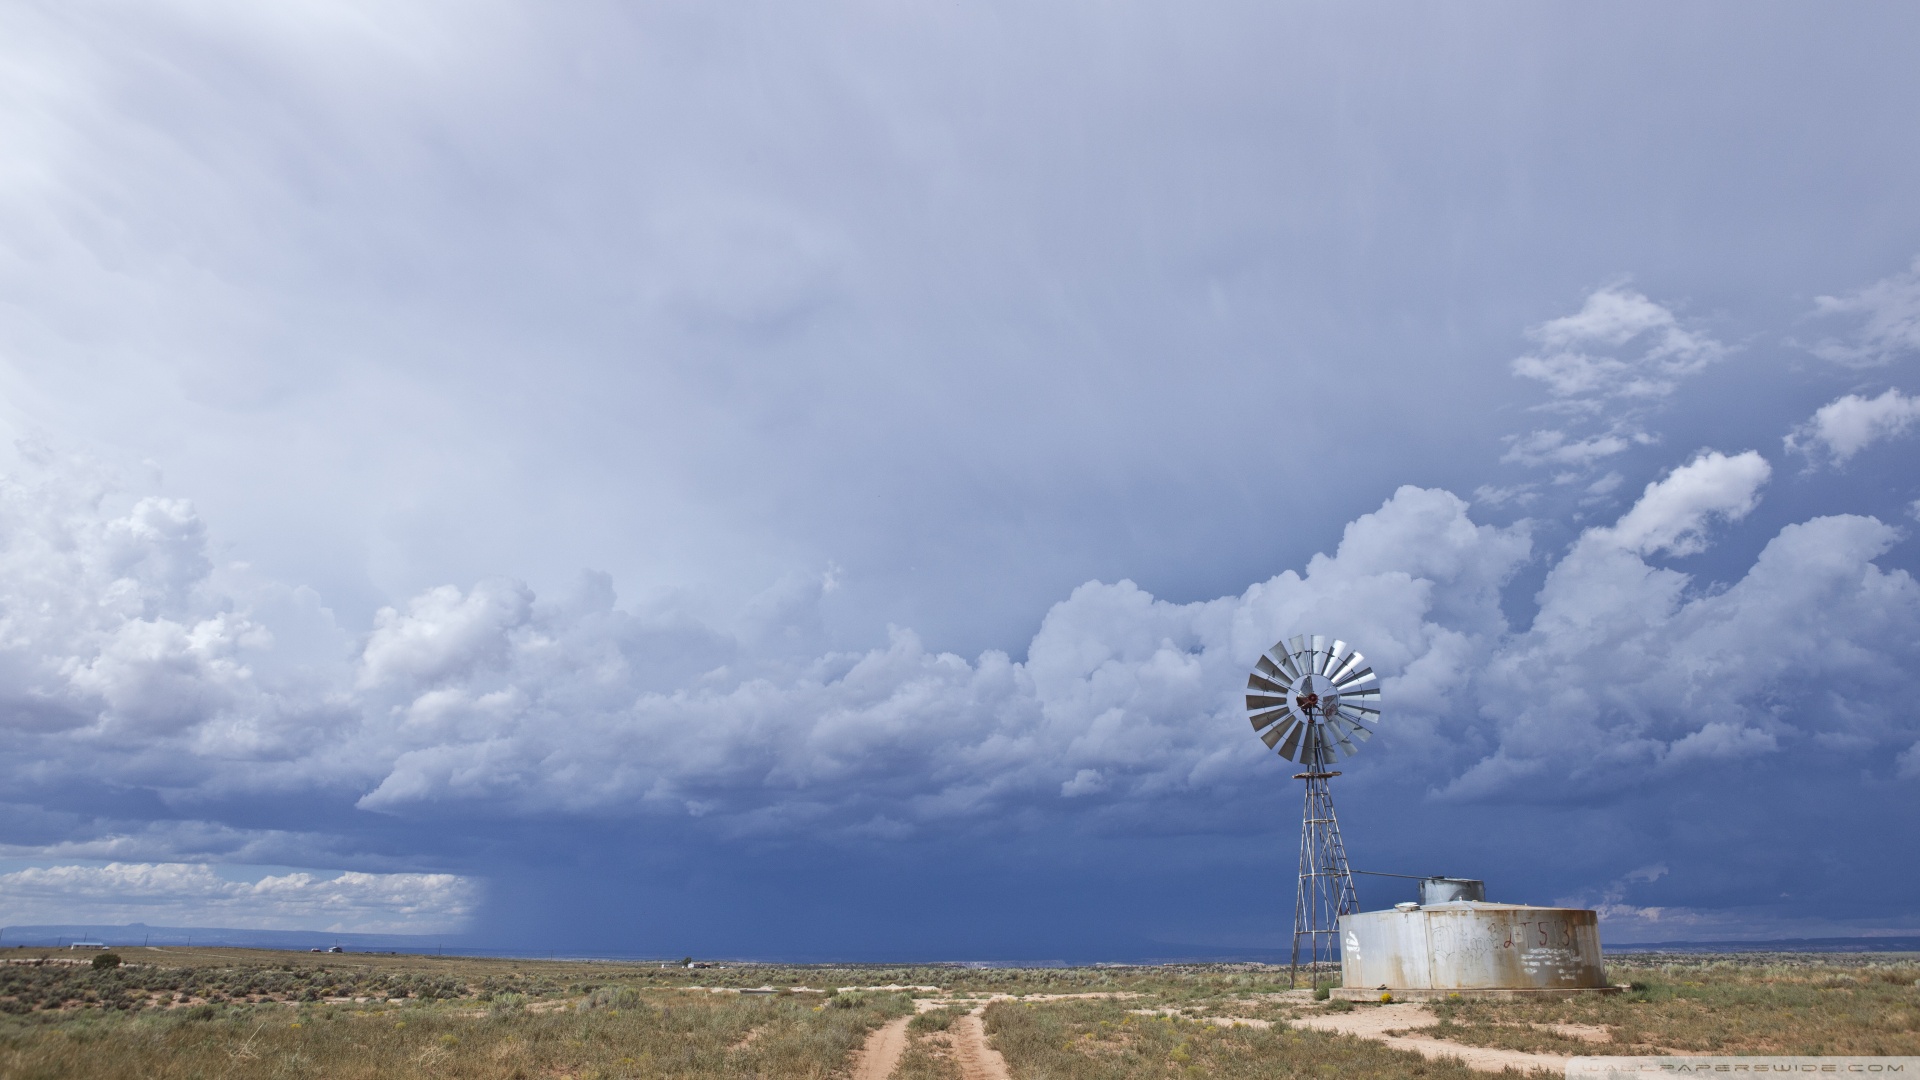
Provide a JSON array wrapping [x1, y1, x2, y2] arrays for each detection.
[[1339, 899, 1608, 991], [1418, 877, 1485, 905]]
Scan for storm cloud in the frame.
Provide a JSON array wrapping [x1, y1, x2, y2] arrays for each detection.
[[2, 1, 1918, 952]]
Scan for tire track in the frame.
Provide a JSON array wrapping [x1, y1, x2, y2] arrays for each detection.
[[851, 1015, 910, 1080], [951, 1007, 1012, 1080]]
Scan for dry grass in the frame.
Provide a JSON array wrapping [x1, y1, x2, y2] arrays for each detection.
[[894, 1028, 964, 1080], [0, 984, 910, 1080], [907, 1006, 965, 1034], [2, 948, 1916, 1076], [982, 998, 1550, 1079], [1417, 955, 1920, 1057]]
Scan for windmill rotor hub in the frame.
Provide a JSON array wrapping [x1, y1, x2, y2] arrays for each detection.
[[1245, 634, 1382, 764]]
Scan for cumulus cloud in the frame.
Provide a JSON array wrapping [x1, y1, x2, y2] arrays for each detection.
[[359, 580, 534, 690], [1594, 450, 1770, 557], [1, 443, 1918, 929], [0, 458, 1524, 832], [1785, 388, 1920, 465], [1455, 460, 1918, 800], [1811, 256, 1920, 367], [0, 458, 357, 797], [350, 484, 1533, 825], [0, 863, 475, 933]]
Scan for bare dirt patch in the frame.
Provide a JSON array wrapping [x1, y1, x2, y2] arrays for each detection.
[[1295, 1002, 1575, 1074]]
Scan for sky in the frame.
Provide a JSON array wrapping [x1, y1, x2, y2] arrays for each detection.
[[1, 0, 1918, 957]]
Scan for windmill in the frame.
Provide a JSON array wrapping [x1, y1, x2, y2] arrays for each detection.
[[1245, 634, 1383, 987]]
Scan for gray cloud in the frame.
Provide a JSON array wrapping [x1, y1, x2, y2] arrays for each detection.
[[3, 439, 1913, 835], [3, 1, 1920, 945]]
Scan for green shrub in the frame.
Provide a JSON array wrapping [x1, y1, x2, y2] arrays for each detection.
[[909, 1006, 961, 1033], [584, 985, 645, 1011], [1313, 980, 1334, 1001], [90, 954, 122, 971]]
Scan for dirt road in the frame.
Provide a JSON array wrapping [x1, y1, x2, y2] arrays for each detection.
[[853, 1003, 1012, 1080], [950, 1008, 1012, 1080], [862, 995, 1577, 1078], [850, 1016, 910, 1080]]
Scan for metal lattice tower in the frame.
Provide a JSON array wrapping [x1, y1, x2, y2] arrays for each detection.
[[1290, 724, 1358, 987], [1242, 634, 1381, 990]]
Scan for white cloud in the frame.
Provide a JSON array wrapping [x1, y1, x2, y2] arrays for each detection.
[[1811, 256, 1920, 367], [1496, 288, 1726, 493], [1785, 388, 1920, 465], [359, 580, 534, 689], [1595, 450, 1770, 557], [0, 863, 475, 934], [1460, 482, 1918, 799], [0, 458, 1529, 835], [351, 485, 1533, 822], [1661, 721, 1778, 767], [1513, 286, 1727, 406]]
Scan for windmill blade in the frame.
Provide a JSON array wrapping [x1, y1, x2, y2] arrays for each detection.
[[1245, 693, 1289, 712], [1327, 720, 1360, 758], [1250, 707, 1288, 732], [1276, 722, 1305, 761], [1328, 639, 1351, 675], [1274, 643, 1305, 680], [1334, 714, 1374, 741], [1309, 635, 1328, 673], [1288, 635, 1307, 665], [1332, 662, 1374, 687], [1335, 683, 1381, 701], [1261, 718, 1298, 750], [1254, 655, 1293, 685], [1338, 698, 1381, 717], [1328, 650, 1365, 684], [1247, 672, 1288, 695], [1336, 704, 1378, 727]]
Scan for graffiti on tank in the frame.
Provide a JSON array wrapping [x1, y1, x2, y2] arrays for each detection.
[[1341, 908, 1607, 990], [1425, 914, 1601, 987]]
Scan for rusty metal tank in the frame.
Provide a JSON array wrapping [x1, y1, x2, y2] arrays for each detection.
[[1339, 900, 1608, 991], [1418, 877, 1485, 905]]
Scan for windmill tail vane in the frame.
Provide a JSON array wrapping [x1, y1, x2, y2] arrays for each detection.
[[1243, 634, 1383, 988]]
